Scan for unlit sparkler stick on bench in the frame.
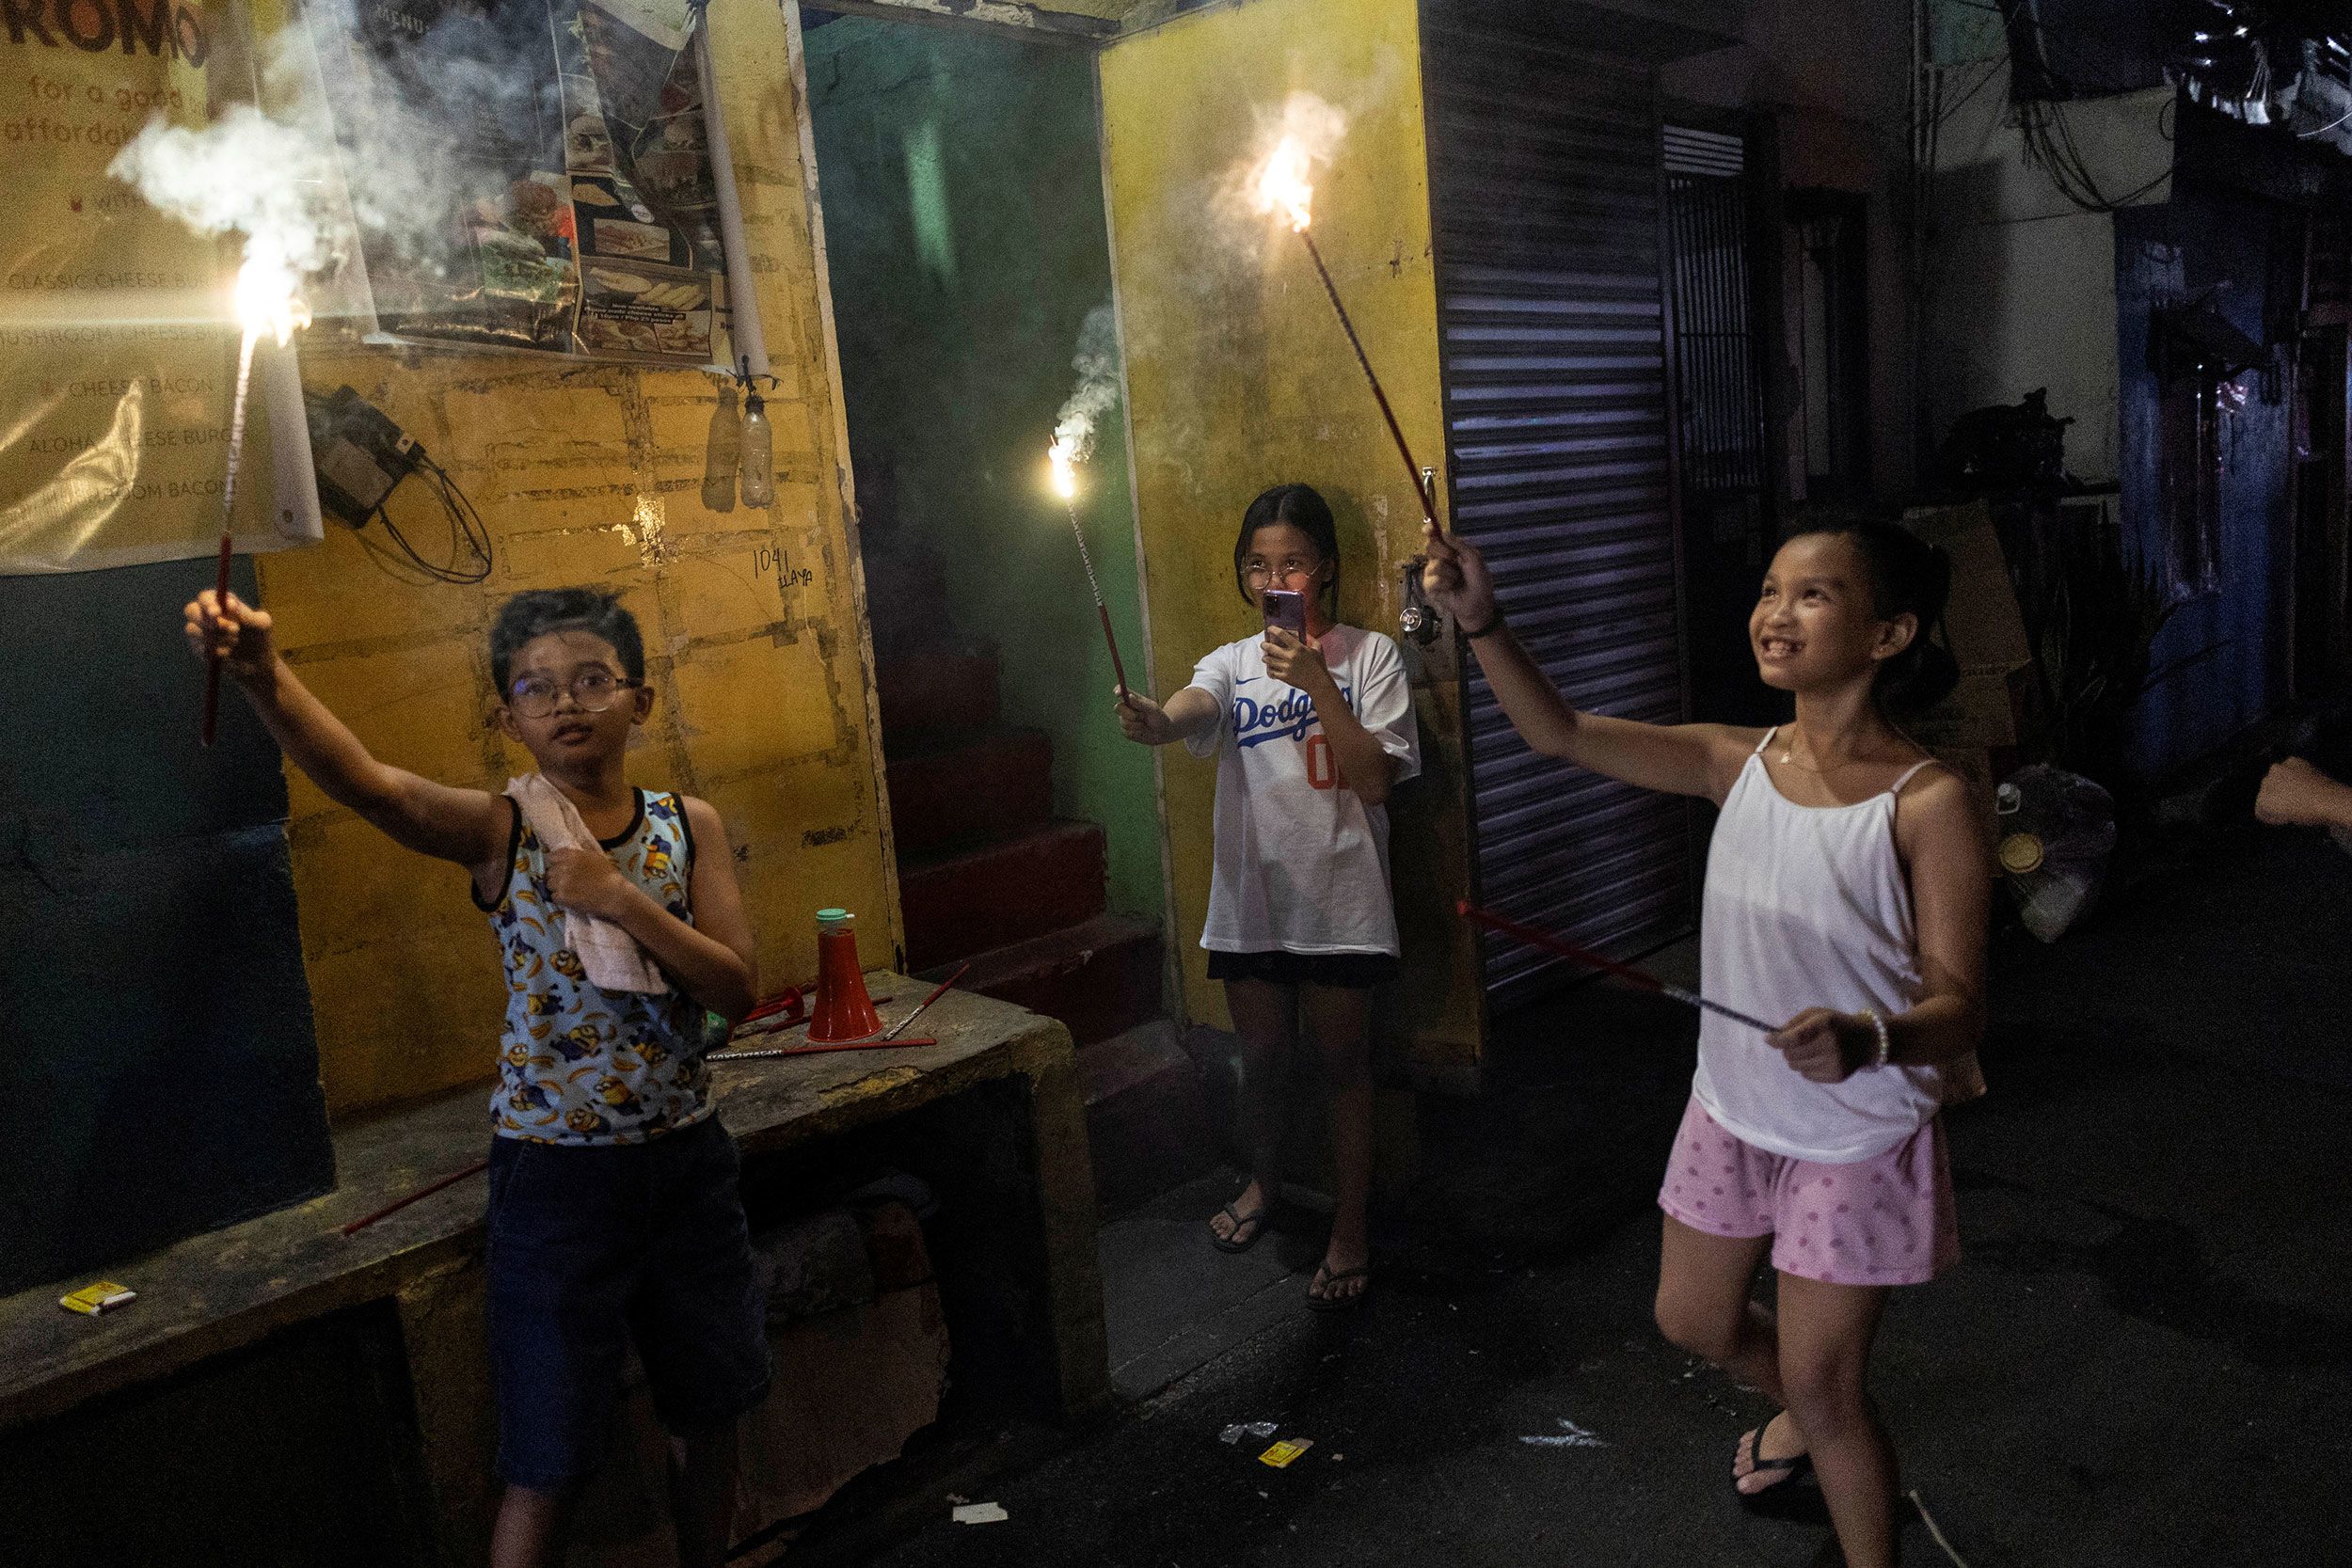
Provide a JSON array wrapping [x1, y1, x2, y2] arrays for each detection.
[[340, 1157, 489, 1237], [712, 1037, 940, 1062], [1456, 899, 1776, 1034]]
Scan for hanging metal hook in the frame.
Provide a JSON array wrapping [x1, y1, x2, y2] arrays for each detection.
[[1398, 465, 1443, 644]]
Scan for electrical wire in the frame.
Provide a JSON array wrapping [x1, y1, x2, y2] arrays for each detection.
[[1947, 0, 2154, 99], [356, 453, 493, 585], [2019, 96, 2173, 213], [1934, 55, 2009, 130], [2297, 102, 2352, 137]]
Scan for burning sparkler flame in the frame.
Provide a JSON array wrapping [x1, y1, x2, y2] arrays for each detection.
[[1047, 438, 1079, 500], [1253, 135, 1315, 231], [233, 236, 312, 349]]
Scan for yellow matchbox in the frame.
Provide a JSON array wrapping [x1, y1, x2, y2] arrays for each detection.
[[1258, 1438, 1313, 1468], [60, 1281, 136, 1316]]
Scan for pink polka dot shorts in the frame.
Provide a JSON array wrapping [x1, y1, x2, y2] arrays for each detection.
[[1658, 1096, 1960, 1287]]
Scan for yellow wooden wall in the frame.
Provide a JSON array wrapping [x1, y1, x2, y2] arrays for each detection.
[[1100, 0, 1484, 1084], [260, 0, 899, 1118]]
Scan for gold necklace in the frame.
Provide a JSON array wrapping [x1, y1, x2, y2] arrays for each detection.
[[1779, 742, 1858, 773]]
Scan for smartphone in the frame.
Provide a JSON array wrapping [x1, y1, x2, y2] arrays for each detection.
[[1262, 588, 1307, 638]]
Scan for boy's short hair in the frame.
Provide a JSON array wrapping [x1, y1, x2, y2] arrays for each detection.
[[489, 588, 646, 693]]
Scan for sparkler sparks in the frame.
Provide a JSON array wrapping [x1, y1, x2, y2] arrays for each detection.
[[1247, 129, 1441, 533], [203, 246, 315, 746], [1253, 135, 1316, 232], [1045, 437, 1129, 700]]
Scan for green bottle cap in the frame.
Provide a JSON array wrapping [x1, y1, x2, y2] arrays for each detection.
[[816, 907, 851, 924]]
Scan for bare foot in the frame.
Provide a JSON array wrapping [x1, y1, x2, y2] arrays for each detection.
[[1732, 1410, 1809, 1495], [1209, 1180, 1269, 1248]]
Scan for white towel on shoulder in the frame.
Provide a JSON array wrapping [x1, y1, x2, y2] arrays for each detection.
[[505, 774, 669, 995]]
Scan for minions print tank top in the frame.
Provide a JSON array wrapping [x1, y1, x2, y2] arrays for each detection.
[[476, 788, 713, 1144]]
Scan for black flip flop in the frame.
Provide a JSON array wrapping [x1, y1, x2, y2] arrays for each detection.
[[1306, 1264, 1371, 1312], [1209, 1200, 1268, 1254], [1732, 1424, 1826, 1522]]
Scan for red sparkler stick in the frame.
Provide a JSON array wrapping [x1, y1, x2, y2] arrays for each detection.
[[1096, 600, 1131, 699], [711, 1037, 940, 1062], [340, 1158, 489, 1237], [201, 328, 260, 748], [1455, 899, 1776, 1033], [1295, 229, 1441, 534], [875, 961, 968, 1042], [1062, 499, 1131, 700], [200, 530, 232, 747]]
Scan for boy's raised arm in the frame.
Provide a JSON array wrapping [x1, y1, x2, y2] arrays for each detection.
[[186, 590, 512, 871]]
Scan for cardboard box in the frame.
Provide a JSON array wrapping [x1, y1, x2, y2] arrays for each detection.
[[1903, 501, 2034, 750]]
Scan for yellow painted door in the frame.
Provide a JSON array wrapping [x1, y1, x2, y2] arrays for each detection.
[[1099, 0, 1485, 1090]]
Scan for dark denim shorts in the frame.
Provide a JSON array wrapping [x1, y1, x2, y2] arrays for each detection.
[[485, 1116, 772, 1491]]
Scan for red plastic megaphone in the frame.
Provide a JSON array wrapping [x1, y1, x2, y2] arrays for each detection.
[[807, 908, 882, 1042]]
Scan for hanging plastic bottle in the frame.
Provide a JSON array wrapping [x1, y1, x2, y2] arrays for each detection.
[[701, 379, 740, 514], [807, 908, 881, 1041], [739, 387, 775, 508]]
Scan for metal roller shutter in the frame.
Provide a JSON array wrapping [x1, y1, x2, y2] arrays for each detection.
[[1423, 15, 1695, 1003]]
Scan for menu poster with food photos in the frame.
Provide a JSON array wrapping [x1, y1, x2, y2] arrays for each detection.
[[314, 0, 729, 367]]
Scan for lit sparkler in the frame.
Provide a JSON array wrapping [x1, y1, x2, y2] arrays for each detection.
[[202, 241, 312, 747], [1251, 135, 1441, 533], [1048, 435, 1131, 702]]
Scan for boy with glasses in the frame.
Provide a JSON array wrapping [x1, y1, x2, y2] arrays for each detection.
[[185, 584, 767, 1568]]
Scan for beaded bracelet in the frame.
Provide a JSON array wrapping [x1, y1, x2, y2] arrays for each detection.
[[1858, 1007, 1892, 1069]]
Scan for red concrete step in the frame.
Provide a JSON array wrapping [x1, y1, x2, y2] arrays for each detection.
[[899, 819, 1107, 970], [884, 726, 1055, 860], [1080, 1020, 1217, 1218], [876, 643, 999, 741], [932, 912, 1163, 1048]]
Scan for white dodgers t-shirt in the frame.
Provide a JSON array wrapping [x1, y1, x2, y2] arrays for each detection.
[[1183, 624, 1422, 957]]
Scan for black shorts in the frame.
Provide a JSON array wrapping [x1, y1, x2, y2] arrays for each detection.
[[1205, 948, 1401, 990], [485, 1117, 772, 1491]]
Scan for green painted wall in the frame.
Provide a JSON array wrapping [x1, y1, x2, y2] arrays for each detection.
[[805, 16, 1164, 927]]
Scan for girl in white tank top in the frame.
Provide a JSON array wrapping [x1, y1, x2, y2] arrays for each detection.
[[1692, 730, 1947, 1162], [1419, 513, 1994, 1568]]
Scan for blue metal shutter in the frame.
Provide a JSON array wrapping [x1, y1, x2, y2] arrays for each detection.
[[1422, 17, 1696, 1003]]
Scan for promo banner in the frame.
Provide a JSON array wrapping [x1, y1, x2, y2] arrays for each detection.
[[0, 0, 321, 575]]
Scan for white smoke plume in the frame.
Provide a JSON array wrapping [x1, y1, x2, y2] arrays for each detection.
[[1049, 305, 1123, 467], [109, 0, 570, 312], [109, 103, 347, 292]]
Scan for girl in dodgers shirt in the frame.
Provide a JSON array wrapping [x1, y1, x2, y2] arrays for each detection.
[[1422, 509, 1989, 1568], [1117, 483, 1420, 1311]]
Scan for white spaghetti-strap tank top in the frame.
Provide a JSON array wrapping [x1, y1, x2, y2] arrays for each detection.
[[1691, 729, 1945, 1163]]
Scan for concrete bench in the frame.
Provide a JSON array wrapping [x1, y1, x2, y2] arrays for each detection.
[[0, 977, 1107, 1561]]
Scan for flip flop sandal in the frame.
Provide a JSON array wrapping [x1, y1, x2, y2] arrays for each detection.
[[1732, 1424, 1826, 1522], [1209, 1200, 1268, 1254], [1306, 1264, 1371, 1312]]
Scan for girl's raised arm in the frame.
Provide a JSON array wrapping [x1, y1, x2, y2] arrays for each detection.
[[1115, 685, 1220, 747], [1420, 524, 1756, 802]]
